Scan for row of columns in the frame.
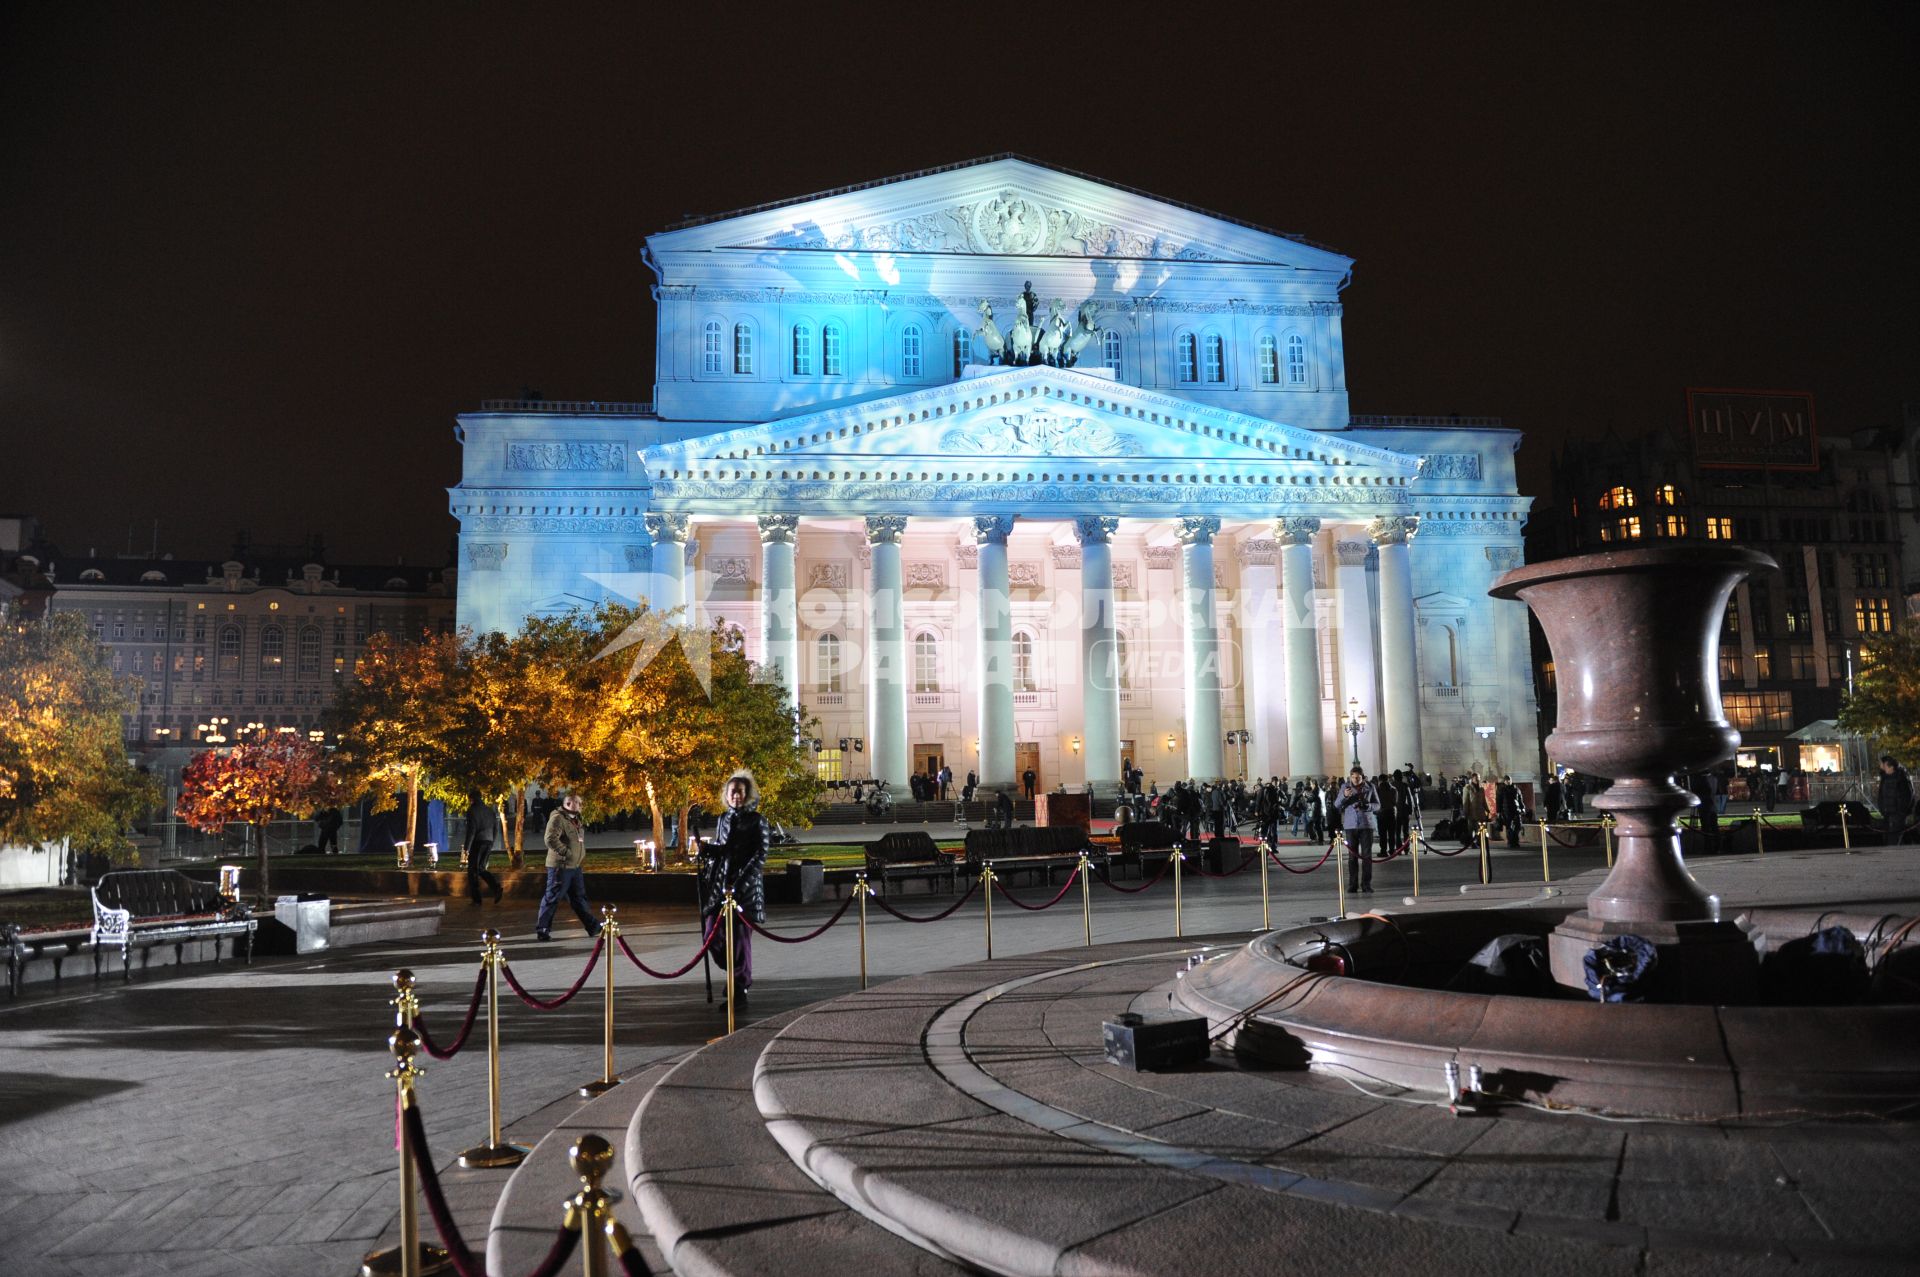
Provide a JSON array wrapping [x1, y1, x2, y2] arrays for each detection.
[[643, 510, 1424, 790]]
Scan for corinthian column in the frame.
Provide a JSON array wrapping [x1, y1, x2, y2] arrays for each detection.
[[1076, 516, 1121, 789], [1333, 532, 1379, 772], [1237, 536, 1282, 778], [866, 515, 910, 789], [974, 516, 1016, 789], [1178, 516, 1224, 780], [643, 513, 688, 614], [1370, 515, 1423, 773], [757, 515, 800, 717], [1277, 517, 1323, 778]]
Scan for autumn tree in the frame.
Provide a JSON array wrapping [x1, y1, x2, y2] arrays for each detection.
[[1837, 628, 1920, 763], [0, 610, 159, 858], [325, 629, 467, 853], [176, 736, 335, 897]]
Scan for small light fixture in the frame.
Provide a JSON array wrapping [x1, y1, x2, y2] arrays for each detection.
[[1070, 735, 1082, 754], [1166, 733, 1178, 752]]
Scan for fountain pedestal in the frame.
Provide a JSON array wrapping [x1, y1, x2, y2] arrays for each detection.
[[1492, 546, 1776, 1004]]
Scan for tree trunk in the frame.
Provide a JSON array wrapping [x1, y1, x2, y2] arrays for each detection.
[[405, 765, 421, 855], [510, 786, 527, 870], [253, 824, 269, 900], [645, 778, 666, 865]]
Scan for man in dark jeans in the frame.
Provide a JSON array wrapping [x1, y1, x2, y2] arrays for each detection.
[[1022, 768, 1037, 800], [464, 790, 503, 905], [1878, 755, 1914, 846], [536, 794, 601, 941]]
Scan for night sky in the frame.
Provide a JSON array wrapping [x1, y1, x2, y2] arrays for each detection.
[[2, 4, 1913, 567]]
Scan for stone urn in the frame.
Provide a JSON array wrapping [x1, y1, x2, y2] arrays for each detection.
[[1491, 545, 1777, 1000]]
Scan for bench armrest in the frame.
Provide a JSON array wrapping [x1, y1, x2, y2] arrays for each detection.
[[90, 888, 131, 945]]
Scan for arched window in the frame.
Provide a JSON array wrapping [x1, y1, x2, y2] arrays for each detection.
[[732, 323, 754, 375], [1102, 330, 1122, 373], [1597, 486, 1636, 511], [702, 321, 723, 375], [1012, 630, 1036, 692], [1257, 333, 1279, 385], [298, 627, 321, 675], [952, 328, 972, 376], [815, 633, 842, 693], [1202, 332, 1225, 383], [260, 625, 284, 672], [791, 323, 814, 376], [901, 324, 923, 378], [822, 322, 845, 376], [1285, 333, 1307, 385], [217, 625, 241, 676], [1176, 333, 1197, 383], [913, 632, 940, 692]]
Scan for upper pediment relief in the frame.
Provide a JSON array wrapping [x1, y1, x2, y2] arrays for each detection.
[[648, 156, 1352, 272]]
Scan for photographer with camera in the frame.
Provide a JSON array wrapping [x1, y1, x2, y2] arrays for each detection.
[[1334, 766, 1380, 894]]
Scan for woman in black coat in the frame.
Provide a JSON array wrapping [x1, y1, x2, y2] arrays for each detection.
[[699, 770, 770, 990]]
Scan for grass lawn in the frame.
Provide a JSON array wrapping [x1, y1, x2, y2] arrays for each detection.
[[166, 839, 967, 876], [0, 888, 96, 932]]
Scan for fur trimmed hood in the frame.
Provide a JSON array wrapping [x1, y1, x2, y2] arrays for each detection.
[[718, 769, 760, 809]]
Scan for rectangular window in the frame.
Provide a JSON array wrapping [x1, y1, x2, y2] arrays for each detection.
[[733, 324, 753, 375], [1787, 643, 1816, 680], [791, 325, 812, 376], [703, 323, 723, 374], [952, 329, 970, 376], [1753, 647, 1773, 680], [1704, 516, 1733, 540], [1721, 691, 1793, 732], [823, 325, 844, 376], [1855, 596, 1893, 634], [1719, 648, 1742, 680], [815, 747, 844, 783], [1202, 334, 1224, 383], [901, 327, 922, 378], [1286, 335, 1308, 385], [1722, 600, 1740, 635], [1103, 330, 1122, 373], [1177, 335, 1196, 383]]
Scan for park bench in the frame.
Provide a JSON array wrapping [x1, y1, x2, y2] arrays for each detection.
[[90, 869, 257, 982], [863, 831, 958, 895], [1101, 820, 1183, 879], [961, 825, 1097, 885]]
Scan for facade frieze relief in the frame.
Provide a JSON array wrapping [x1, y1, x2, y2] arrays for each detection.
[[647, 476, 1410, 512], [465, 542, 507, 571], [1049, 544, 1082, 569], [1143, 547, 1178, 570], [623, 545, 649, 571], [806, 562, 848, 590], [904, 562, 947, 588], [955, 542, 980, 569], [1008, 562, 1044, 587], [1416, 453, 1483, 481], [460, 515, 651, 535], [506, 440, 627, 472], [710, 555, 751, 581], [1112, 562, 1137, 589]]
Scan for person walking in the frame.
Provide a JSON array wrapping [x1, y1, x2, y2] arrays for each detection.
[[1496, 776, 1523, 849], [1334, 766, 1379, 894], [995, 787, 1016, 830], [1461, 771, 1490, 854], [937, 764, 952, 801], [464, 790, 503, 906], [535, 793, 600, 942], [698, 770, 771, 991], [1877, 754, 1914, 846], [314, 805, 343, 855]]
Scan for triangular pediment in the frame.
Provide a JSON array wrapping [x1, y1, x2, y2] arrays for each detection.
[[648, 156, 1350, 272]]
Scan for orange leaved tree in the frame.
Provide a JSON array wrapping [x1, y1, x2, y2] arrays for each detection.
[[176, 736, 335, 897]]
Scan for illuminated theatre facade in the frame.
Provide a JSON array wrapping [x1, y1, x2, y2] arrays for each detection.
[[451, 157, 1539, 791]]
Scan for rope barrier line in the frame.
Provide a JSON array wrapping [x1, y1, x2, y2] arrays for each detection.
[[500, 938, 603, 1010], [1187, 849, 1259, 879], [990, 866, 1082, 911], [404, 1100, 581, 1277], [869, 876, 981, 922], [1268, 841, 1336, 875], [1094, 854, 1175, 894], [617, 917, 721, 979], [739, 890, 858, 942], [414, 965, 488, 1061]]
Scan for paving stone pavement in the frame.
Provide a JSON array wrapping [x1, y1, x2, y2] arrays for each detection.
[[0, 840, 1912, 1275]]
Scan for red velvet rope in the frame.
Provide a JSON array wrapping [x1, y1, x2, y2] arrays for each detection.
[[869, 877, 980, 922], [499, 938, 603, 1010], [403, 1098, 581, 1277], [1421, 837, 1472, 857], [1545, 825, 1595, 848], [617, 915, 721, 979], [738, 891, 857, 943], [1188, 849, 1258, 878], [990, 866, 1081, 911], [1095, 855, 1174, 894], [1269, 841, 1336, 875], [414, 966, 487, 1061]]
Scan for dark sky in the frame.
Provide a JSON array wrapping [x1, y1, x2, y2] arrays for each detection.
[[2, 3, 1914, 566]]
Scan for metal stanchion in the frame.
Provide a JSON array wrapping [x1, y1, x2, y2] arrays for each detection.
[[723, 894, 737, 1035], [1477, 822, 1491, 885], [390, 967, 419, 1033], [1259, 840, 1271, 930], [1410, 831, 1421, 898], [1755, 814, 1766, 856], [360, 1029, 452, 1277], [1539, 821, 1552, 884], [580, 907, 620, 1097], [562, 1134, 618, 1277], [856, 872, 870, 990], [1173, 847, 1185, 938], [1840, 803, 1853, 852], [1334, 834, 1348, 919], [459, 930, 528, 1168], [1078, 853, 1092, 946], [981, 864, 996, 959], [1602, 814, 1615, 867]]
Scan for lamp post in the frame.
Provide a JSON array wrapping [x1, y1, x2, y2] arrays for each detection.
[[1339, 699, 1368, 770], [1474, 724, 1498, 775], [1225, 729, 1250, 779]]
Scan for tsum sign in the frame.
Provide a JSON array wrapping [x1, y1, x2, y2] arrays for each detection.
[[1686, 388, 1819, 471]]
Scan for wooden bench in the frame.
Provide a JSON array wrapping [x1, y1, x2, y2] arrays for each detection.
[[863, 831, 958, 895], [962, 826, 1098, 885], [90, 869, 257, 982]]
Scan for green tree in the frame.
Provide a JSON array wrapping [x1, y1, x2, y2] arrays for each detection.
[[0, 611, 158, 857], [1837, 628, 1920, 762]]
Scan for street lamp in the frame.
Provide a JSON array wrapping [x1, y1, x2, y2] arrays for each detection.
[[1225, 729, 1250, 778], [1474, 724, 1499, 775], [1339, 699, 1368, 769]]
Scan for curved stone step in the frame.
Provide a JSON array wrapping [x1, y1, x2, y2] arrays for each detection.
[[627, 1008, 966, 1276], [486, 1057, 682, 1277]]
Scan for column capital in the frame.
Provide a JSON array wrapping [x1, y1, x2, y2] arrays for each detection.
[[1073, 515, 1120, 546], [1367, 515, 1419, 546], [644, 513, 688, 544], [1236, 537, 1277, 567], [971, 515, 1014, 545], [756, 514, 799, 544], [1334, 537, 1372, 567], [1273, 516, 1321, 548], [1174, 516, 1221, 547], [1485, 544, 1525, 571], [865, 515, 908, 545]]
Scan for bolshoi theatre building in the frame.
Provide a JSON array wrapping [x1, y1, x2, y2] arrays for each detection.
[[451, 156, 1540, 793]]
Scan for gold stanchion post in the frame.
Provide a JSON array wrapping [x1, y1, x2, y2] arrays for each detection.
[[1173, 847, 1185, 938], [460, 930, 528, 1169], [580, 907, 620, 1097], [856, 872, 870, 989], [1602, 813, 1615, 867], [562, 1134, 617, 1277], [1334, 833, 1348, 919], [1840, 803, 1853, 852], [1410, 830, 1421, 898], [723, 894, 737, 1035], [1078, 853, 1092, 946], [1755, 813, 1765, 855], [1477, 822, 1490, 885], [360, 1029, 452, 1277], [981, 863, 996, 959], [1539, 820, 1551, 884], [1260, 840, 1271, 930]]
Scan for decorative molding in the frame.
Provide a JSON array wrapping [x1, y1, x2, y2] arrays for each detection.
[[1418, 453, 1483, 481], [1334, 539, 1372, 567], [1140, 299, 1339, 316], [462, 515, 650, 535], [644, 513, 688, 543], [756, 514, 799, 543], [506, 440, 627, 472], [955, 542, 980, 569], [1049, 544, 1082, 569], [904, 561, 947, 589], [1214, 563, 1228, 587], [807, 562, 848, 590], [466, 542, 507, 571], [855, 543, 872, 569], [1073, 515, 1120, 546], [1236, 537, 1277, 566], [1175, 516, 1221, 546], [1143, 546, 1178, 569], [1274, 516, 1322, 548], [971, 515, 1014, 544], [940, 412, 1143, 458], [1484, 545, 1525, 571], [622, 544, 649, 572], [1008, 562, 1043, 587], [865, 515, 908, 544], [710, 556, 750, 582], [772, 190, 1227, 262], [683, 541, 699, 567], [1112, 562, 1137, 589], [1368, 515, 1420, 546]]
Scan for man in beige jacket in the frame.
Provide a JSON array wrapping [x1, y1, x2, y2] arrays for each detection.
[[535, 793, 601, 941]]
